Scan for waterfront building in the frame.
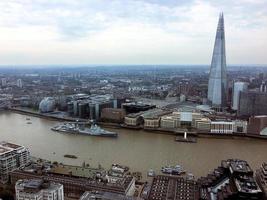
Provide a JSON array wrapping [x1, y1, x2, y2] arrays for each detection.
[[194, 118, 211, 131], [101, 108, 126, 123], [10, 166, 135, 199], [39, 97, 56, 113], [124, 112, 144, 126], [160, 113, 180, 129], [160, 111, 205, 129], [198, 159, 262, 200], [233, 120, 247, 133], [238, 91, 267, 117], [80, 191, 135, 200], [207, 13, 227, 110], [232, 82, 248, 110], [143, 109, 171, 129], [15, 179, 64, 200], [146, 175, 199, 200], [122, 103, 156, 114], [0, 141, 30, 183], [256, 163, 267, 199], [67, 94, 124, 120], [210, 121, 234, 134], [247, 115, 267, 135]]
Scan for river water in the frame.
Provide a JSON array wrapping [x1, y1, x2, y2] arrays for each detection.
[[1, 111, 267, 178]]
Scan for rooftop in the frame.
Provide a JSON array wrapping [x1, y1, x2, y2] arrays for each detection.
[[24, 179, 43, 189], [0, 141, 24, 155], [80, 191, 135, 200]]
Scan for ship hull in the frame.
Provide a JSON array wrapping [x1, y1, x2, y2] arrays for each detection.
[[51, 128, 118, 137]]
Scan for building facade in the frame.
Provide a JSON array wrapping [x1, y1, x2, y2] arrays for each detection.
[[238, 91, 267, 117], [232, 82, 248, 110], [0, 141, 30, 183]]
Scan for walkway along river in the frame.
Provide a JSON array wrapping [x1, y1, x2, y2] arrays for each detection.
[[1, 111, 267, 178]]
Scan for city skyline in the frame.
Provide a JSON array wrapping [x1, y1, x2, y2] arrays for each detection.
[[0, 0, 266, 65]]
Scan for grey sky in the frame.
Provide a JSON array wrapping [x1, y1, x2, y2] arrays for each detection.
[[0, 0, 266, 65]]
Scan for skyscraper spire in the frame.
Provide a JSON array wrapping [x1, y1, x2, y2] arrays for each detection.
[[207, 13, 227, 109]]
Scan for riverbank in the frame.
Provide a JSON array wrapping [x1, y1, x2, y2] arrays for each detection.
[[9, 107, 86, 122], [7, 107, 267, 141]]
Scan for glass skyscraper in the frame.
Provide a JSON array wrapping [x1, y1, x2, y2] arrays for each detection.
[[208, 13, 227, 109]]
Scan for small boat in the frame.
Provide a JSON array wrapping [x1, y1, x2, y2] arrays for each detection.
[[186, 173, 195, 180], [147, 169, 156, 177], [161, 165, 186, 175], [64, 154, 78, 159], [27, 122, 32, 124], [26, 117, 31, 120]]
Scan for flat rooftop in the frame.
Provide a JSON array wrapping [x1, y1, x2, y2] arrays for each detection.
[[0, 141, 22, 149], [80, 191, 134, 200], [229, 160, 253, 174], [0, 141, 24, 155], [50, 164, 105, 179], [24, 179, 43, 189]]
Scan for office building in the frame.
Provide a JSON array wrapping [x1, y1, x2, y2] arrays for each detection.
[[232, 82, 248, 110], [15, 179, 64, 200], [238, 91, 267, 117], [256, 163, 267, 200], [207, 13, 227, 109], [101, 108, 126, 123], [0, 141, 30, 183], [147, 175, 199, 200], [198, 159, 262, 200], [247, 115, 267, 135], [17, 79, 23, 88], [80, 191, 134, 200]]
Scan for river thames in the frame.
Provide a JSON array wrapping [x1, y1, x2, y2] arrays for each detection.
[[1, 111, 267, 178]]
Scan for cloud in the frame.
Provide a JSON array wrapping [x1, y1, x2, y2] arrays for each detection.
[[0, 0, 266, 65]]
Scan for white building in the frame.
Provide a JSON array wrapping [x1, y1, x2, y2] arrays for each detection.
[[1, 78, 7, 87], [260, 81, 267, 93], [15, 179, 64, 200], [17, 79, 23, 88], [210, 121, 234, 134], [232, 82, 248, 110], [0, 141, 30, 183]]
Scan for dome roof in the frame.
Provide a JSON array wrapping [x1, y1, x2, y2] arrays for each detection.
[[39, 97, 55, 113]]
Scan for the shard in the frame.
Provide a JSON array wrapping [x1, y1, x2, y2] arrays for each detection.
[[207, 13, 227, 109]]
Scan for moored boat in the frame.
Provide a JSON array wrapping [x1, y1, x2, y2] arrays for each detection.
[[51, 122, 118, 137], [147, 169, 156, 177], [64, 154, 78, 159], [161, 165, 186, 175]]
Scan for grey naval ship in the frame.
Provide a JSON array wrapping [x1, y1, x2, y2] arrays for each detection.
[[51, 122, 118, 137]]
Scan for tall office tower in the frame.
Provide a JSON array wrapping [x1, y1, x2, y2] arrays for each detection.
[[17, 79, 23, 88], [207, 13, 227, 110], [260, 81, 267, 93], [1, 78, 7, 87], [232, 82, 248, 110], [238, 91, 267, 117]]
